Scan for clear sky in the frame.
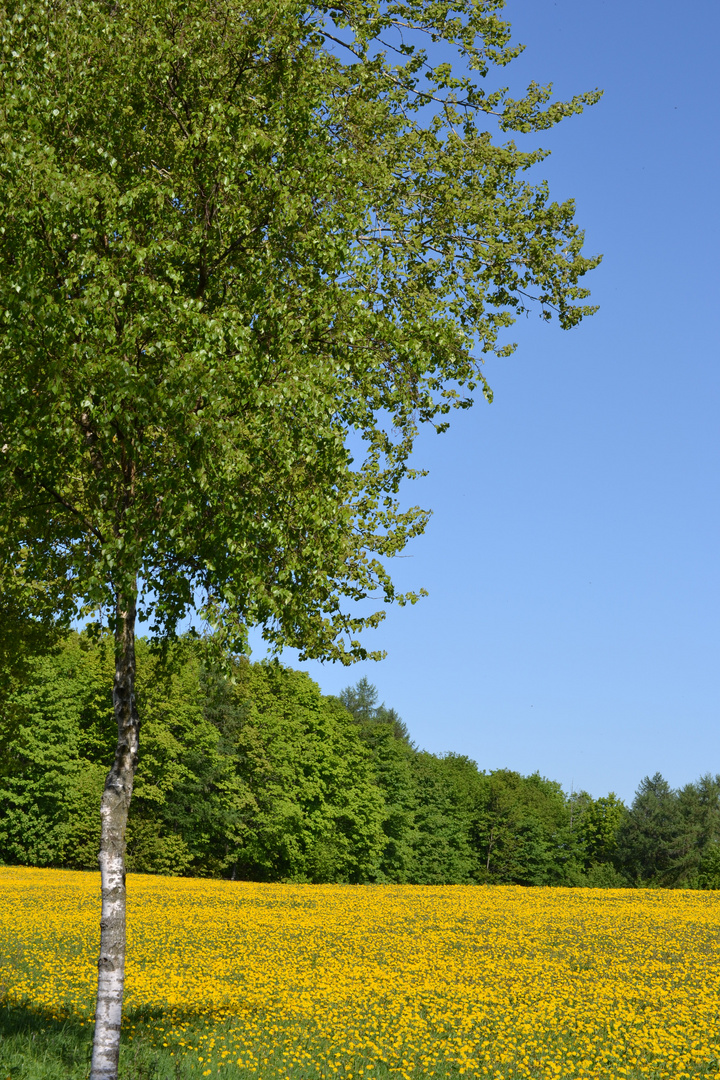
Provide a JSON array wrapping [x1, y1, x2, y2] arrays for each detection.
[[250, 0, 720, 804]]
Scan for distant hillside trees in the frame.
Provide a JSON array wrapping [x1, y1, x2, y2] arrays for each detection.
[[0, 634, 386, 882], [1, 631, 719, 888]]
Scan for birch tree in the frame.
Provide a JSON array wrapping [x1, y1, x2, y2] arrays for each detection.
[[0, 0, 601, 1076]]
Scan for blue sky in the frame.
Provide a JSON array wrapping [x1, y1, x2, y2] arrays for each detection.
[[250, 0, 720, 803]]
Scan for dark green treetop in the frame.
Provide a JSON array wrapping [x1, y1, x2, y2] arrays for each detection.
[[616, 774, 693, 887]]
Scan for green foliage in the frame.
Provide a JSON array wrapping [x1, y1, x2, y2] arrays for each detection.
[[570, 775, 720, 890], [696, 843, 720, 890], [218, 662, 386, 883], [576, 792, 626, 867], [0, 633, 114, 868], [465, 769, 583, 886], [408, 753, 475, 884], [128, 640, 247, 877], [338, 677, 412, 742], [582, 861, 627, 888], [5, 651, 720, 890], [616, 773, 696, 887], [348, 715, 417, 882], [0, 0, 601, 666], [678, 774, 720, 876], [0, 636, 386, 883]]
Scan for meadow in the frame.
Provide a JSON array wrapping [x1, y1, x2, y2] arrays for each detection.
[[1, 868, 720, 1079]]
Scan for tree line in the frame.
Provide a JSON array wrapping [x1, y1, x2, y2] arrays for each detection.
[[1, 631, 718, 889]]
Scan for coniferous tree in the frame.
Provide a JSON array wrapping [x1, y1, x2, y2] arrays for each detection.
[[616, 774, 693, 887], [677, 775, 720, 888]]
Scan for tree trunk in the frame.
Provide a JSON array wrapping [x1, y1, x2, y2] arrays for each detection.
[[90, 589, 140, 1080], [486, 825, 495, 873]]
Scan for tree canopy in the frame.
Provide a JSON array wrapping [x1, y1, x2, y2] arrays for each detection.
[[0, 0, 601, 658]]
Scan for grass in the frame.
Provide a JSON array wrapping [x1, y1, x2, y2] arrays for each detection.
[[0, 1001, 89, 1080], [0, 1001, 476, 1080], [4, 999, 720, 1080], [0, 1003, 231, 1080], [0, 1002, 177, 1080]]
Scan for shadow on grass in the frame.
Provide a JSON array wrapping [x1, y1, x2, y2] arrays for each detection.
[[0, 1000, 203, 1080], [0, 999, 92, 1079]]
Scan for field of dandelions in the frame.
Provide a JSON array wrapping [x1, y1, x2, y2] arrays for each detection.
[[2, 867, 720, 1079]]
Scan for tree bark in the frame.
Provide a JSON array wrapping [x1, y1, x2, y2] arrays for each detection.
[[90, 589, 140, 1080]]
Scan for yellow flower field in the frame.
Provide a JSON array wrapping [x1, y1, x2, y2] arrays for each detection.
[[2, 867, 720, 1079]]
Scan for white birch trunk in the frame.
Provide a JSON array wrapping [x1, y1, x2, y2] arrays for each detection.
[[90, 590, 140, 1080]]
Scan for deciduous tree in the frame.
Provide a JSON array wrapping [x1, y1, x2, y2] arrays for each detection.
[[576, 791, 626, 869], [0, 0, 600, 1074]]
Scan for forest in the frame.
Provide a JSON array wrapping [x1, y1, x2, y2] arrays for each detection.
[[1, 631, 718, 889]]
